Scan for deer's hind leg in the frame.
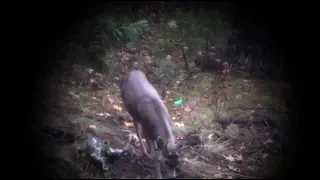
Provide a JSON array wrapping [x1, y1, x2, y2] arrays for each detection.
[[133, 120, 149, 157]]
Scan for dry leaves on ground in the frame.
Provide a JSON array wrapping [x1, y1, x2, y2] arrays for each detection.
[[184, 107, 192, 112], [124, 121, 134, 127], [174, 122, 185, 127], [112, 105, 123, 111]]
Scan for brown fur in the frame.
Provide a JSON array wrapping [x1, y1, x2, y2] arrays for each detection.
[[120, 70, 182, 179]]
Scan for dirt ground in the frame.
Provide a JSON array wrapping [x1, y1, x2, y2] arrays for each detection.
[[42, 32, 289, 179]]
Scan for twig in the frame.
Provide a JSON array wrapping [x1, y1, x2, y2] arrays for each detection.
[[179, 145, 191, 152], [198, 155, 212, 164], [221, 172, 255, 179], [121, 129, 136, 134], [181, 45, 189, 71], [228, 106, 288, 113], [206, 39, 209, 62]]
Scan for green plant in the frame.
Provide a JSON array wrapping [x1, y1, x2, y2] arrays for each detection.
[[172, 9, 239, 52], [157, 38, 176, 53], [158, 58, 176, 83], [90, 16, 150, 73], [101, 56, 117, 74], [95, 16, 118, 47], [115, 20, 150, 43], [96, 15, 150, 45]]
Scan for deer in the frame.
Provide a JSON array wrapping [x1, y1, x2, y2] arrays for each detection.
[[120, 70, 183, 179]]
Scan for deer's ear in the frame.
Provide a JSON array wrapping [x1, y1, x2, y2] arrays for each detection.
[[156, 136, 165, 150]]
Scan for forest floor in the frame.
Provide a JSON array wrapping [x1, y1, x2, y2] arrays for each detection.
[[42, 23, 289, 179]]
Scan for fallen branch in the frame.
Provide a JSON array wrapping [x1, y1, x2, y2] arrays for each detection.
[[228, 106, 288, 114], [181, 45, 189, 71], [215, 114, 277, 128]]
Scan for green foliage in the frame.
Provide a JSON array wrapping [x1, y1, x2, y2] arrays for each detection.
[[96, 15, 150, 45], [92, 56, 116, 74], [101, 56, 117, 74], [86, 40, 116, 73], [158, 58, 176, 82], [116, 20, 150, 43], [157, 39, 176, 53], [96, 16, 118, 45], [184, 37, 206, 52], [168, 9, 239, 52], [90, 16, 150, 72]]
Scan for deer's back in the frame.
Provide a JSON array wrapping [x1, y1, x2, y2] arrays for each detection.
[[121, 70, 172, 140]]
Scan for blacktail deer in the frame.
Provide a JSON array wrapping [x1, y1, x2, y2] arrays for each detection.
[[120, 70, 183, 179]]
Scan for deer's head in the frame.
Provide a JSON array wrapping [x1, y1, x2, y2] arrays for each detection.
[[156, 136, 184, 178]]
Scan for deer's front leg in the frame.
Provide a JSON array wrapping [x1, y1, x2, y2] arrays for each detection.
[[154, 151, 162, 179], [147, 139, 162, 179], [133, 120, 149, 157]]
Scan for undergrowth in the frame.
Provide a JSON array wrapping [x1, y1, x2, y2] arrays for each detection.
[[61, 4, 238, 78]]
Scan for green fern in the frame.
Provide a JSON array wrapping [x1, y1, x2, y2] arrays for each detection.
[[96, 15, 150, 44], [159, 58, 176, 82], [116, 19, 150, 42]]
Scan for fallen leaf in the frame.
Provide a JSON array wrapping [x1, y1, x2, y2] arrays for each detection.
[[235, 94, 242, 100], [163, 97, 173, 103], [235, 154, 243, 161], [228, 165, 235, 171], [108, 96, 115, 103], [124, 121, 134, 127], [166, 55, 172, 61], [214, 174, 222, 178], [112, 105, 122, 111], [174, 122, 184, 127], [92, 97, 97, 100], [190, 111, 197, 116], [172, 117, 176, 120], [262, 153, 268, 159], [129, 134, 138, 142], [184, 107, 192, 112], [209, 52, 216, 56], [145, 56, 151, 63], [207, 133, 214, 140], [228, 165, 240, 172], [264, 138, 273, 145], [89, 124, 97, 129], [96, 113, 104, 116], [223, 154, 235, 162], [88, 68, 94, 74], [68, 91, 77, 96], [73, 95, 80, 99]]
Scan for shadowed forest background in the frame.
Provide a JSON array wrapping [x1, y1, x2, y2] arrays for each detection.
[[32, 1, 296, 179]]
